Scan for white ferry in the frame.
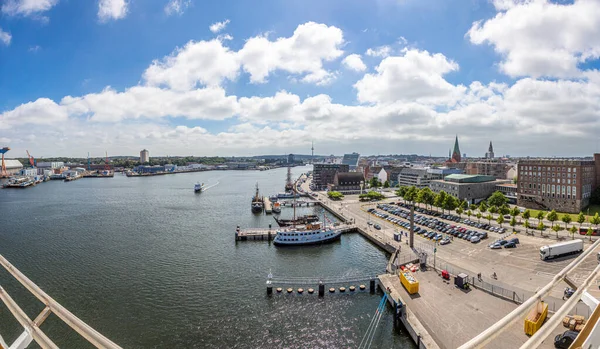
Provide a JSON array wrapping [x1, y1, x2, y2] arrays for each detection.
[[273, 222, 341, 246]]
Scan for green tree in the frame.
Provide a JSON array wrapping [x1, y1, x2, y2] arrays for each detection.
[[476, 212, 482, 223], [578, 211, 586, 230], [509, 216, 516, 229], [552, 224, 561, 239], [510, 207, 521, 223], [460, 200, 468, 211], [404, 186, 418, 204], [486, 213, 493, 224], [467, 210, 472, 220], [328, 191, 344, 200], [536, 211, 546, 225], [569, 225, 578, 240], [369, 177, 381, 188], [434, 191, 448, 213], [547, 210, 558, 228], [383, 180, 390, 188], [395, 186, 407, 200], [591, 212, 600, 233], [587, 226, 594, 241], [417, 187, 435, 210], [538, 221, 545, 233], [359, 191, 385, 201], [561, 214, 572, 230], [499, 204, 510, 217], [443, 195, 458, 213], [497, 215, 504, 227], [456, 207, 463, 218], [487, 191, 508, 207], [479, 201, 488, 213], [524, 220, 530, 235], [469, 204, 478, 211], [488, 205, 498, 216]]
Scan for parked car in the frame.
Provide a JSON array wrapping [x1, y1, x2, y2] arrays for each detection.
[[504, 242, 517, 248], [470, 236, 481, 243], [440, 238, 451, 245], [554, 330, 578, 349], [509, 238, 520, 244], [374, 224, 381, 230], [489, 243, 502, 249]]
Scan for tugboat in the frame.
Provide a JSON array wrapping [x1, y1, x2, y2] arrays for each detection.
[[194, 182, 204, 193], [251, 183, 264, 213]]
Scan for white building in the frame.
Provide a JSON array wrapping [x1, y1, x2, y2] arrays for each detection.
[[19, 168, 38, 177], [3, 159, 23, 175], [140, 149, 149, 163], [37, 162, 64, 169], [377, 168, 389, 183]]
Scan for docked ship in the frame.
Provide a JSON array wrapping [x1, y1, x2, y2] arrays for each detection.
[[274, 214, 319, 227], [251, 183, 264, 213], [273, 220, 341, 246], [194, 182, 205, 193], [285, 167, 294, 192], [272, 201, 281, 214], [2, 176, 36, 188]]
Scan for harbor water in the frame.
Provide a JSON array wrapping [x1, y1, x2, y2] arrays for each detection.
[[0, 166, 415, 348]]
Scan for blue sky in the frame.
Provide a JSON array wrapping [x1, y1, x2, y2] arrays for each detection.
[[1, 0, 600, 157]]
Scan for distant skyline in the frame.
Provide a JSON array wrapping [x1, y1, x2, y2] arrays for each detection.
[[2, 0, 600, 158]]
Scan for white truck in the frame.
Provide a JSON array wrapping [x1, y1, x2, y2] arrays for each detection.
[[540, 240, 584, 260]]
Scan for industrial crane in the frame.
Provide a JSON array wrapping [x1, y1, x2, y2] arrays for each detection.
[[26, 150, 35, 167], [0, 147, 10, 178]]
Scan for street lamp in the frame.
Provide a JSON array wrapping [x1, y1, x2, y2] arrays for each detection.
[[360, 181, 364, 195]]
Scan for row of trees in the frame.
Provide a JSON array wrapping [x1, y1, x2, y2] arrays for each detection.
[[327, 191, 344, 200], [396, 185, 600, 240], [368, 177, 390, 188], [359, 191, 385, 201]]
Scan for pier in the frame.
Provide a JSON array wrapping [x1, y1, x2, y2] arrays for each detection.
[[263, 197, 273, 214]]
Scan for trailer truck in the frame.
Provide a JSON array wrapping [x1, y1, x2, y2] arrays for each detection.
[[540, 240, 584, 260]]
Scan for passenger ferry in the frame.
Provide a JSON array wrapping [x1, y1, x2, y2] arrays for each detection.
[[273, 222, 341, 246]]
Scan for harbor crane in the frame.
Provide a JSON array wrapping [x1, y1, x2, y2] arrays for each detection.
[[0, 147, 10, 178], [26, 150, 35, 167]]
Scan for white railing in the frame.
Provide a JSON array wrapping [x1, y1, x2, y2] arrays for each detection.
[[0, 254, 122, 349]]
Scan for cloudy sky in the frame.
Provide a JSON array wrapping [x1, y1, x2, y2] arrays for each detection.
[[1, 0, 600, 158]]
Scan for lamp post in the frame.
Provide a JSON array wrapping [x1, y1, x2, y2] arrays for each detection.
[[360, 181, 364, 195]]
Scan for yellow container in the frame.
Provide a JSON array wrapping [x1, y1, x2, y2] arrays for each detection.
[[400, 271, 419, 294], [524, 301, 548, 336]]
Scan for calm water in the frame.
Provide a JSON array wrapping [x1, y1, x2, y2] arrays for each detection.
[[0, 166, 414, 348]]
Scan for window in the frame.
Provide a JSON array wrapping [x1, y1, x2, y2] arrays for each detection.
[[568, 179, 571, 184], [573, 187, 576, 197], [568, 168, 571, 172], [573, 174, 577, 178], [552, 185, 555, 194], [574, 168, 577, 173], [574, 179, 577, 184]]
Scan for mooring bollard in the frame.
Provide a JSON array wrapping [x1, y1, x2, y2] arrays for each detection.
[[318, 282, 325, 297], [370, 279, 376, 294]]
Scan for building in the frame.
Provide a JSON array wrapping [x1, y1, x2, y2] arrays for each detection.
[[19, 168, 37, 177], [37, 162, 64, 169], [328, 172, 365, 194], [140, 149, 149, 163], [134, 165, 165, 173], [517, 155, 600, 213], [377, 168, 389, 184], [341, 152, 360, 171], [446, 136, 461, 164], [287, 154, 295, 164], [387, 167, 405, 187], [430, 174, 510, 204], [313, 163, 349, 190], [3, 160, 23, 175], [485, 141, 495, 159], [398, 167, 462, 189], [496, 183, 517, 204], [464, 161, 512, 180]]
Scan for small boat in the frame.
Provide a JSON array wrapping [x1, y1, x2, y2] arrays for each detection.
[[194, 182, 204, 193], [273, 221, 341, 246], [251, 182, 264, 213], [272, 201, 281, 214], [274, 214, 319, 227]]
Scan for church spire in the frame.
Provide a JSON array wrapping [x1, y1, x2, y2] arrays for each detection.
[[488, 141, 494, 153], [451, 135, 461, 162]]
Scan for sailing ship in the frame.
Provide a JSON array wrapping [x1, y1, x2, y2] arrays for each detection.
[[273, 214, 319, 227], [251, 183, 264, 213]]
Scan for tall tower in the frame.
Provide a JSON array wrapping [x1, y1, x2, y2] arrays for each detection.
[[451, 135, 461, 163], [311, 141, 314, 163], [487, 141, 494, 159]]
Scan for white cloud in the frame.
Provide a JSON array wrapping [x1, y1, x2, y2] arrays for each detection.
[[342, 54, 367, 72], [143, 39, 239, 90], [164, 0, 191, 16], [0, 98, 68, 129], [29, 45, 41, 52], [98, 0, 128, 22], [0, 28, 11, 46], [468, 0, 600, 78], [1, 0, 58, 16], [354, 48, 464, 105], [238, 22, 344, 84], [365, 45, 391, 58], [209, 19, 230, 33]]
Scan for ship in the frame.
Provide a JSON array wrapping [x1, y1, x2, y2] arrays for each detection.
[[274, 214, 319, 227], [272, 201, 281, 214], [285, 167, 294, 192], [194, 182, 204, 193], [251, 182, 264, 213], [273, 221, 341, 246], [2, 176, 36, 188]]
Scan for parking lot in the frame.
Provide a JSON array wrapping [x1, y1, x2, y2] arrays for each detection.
[[348, 198, 600, 300]]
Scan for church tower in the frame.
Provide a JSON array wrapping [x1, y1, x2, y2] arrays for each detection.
[[451, 135, 461, 163], [486, 141, 494, 159]]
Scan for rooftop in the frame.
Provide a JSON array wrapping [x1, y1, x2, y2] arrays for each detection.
[[443, 174, 496, 183]]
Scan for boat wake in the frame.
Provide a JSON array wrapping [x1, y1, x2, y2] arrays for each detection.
[[201, 181, 220, 192]]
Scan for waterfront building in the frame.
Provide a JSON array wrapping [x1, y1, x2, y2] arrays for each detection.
[[3, 159, 23, 175], [517, 154, 600, 213], [328, 172, 365, 194], [19, 168, 37, 177], [341, 152, 360, 171], [287, 154, 295, 164], [313, 163, 349, 190], [430, 174, 510, 204], [37, 161, 64, 169], [134, 165, 165, 173], [140, 149, 150, 163], [398, 167, 462, 189]]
